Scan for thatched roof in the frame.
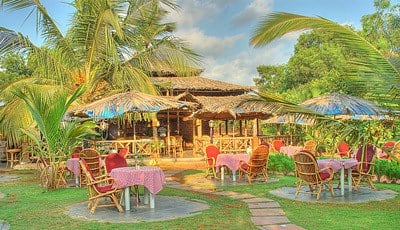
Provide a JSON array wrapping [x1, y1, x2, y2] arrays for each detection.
[[192, 95, 277, 120], [70, 91, 197, 118], [152, 76, 254, 96]]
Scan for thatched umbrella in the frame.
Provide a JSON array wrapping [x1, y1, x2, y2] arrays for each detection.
[[300, 93, 387, 116], [192, 95, 275, 120], [71, 91, 197, 118], [70, 91, 197, 155]]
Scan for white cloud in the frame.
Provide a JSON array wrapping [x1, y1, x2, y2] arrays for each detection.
[[201, 37, 298, 86], [175, 28, 244, 58], [231, 0, 274, 27]]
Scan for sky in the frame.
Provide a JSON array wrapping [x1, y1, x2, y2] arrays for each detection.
[[0, 0, 381, 86]]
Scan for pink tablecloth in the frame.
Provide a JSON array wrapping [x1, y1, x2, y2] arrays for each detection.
[[216, 154, 250, 174], [110, 166, 166, 194], [66, 157, 103, 177], [317, 158, 359, 173], [66, 158, 81, 176], [279, 146, 303, 156]]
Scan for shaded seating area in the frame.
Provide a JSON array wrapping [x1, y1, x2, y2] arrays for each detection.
[[79, 159, 123, 214], [293, 150, 335, 200], [352, 144, 376, 191], [238, 145, 269, 184]]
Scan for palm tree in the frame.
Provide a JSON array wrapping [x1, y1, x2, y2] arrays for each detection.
[[0, 0, 201, 146], [13, 85, 98, 189], [250, 12, 400, 111]]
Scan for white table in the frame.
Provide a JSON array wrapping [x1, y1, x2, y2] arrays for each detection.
[[215, 154, 250, 181], [110, 166, 165, 210], [317, 158, 359, 195]]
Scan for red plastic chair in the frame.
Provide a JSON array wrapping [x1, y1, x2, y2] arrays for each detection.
[[272, 140, 285, 152], [381, 141, 395, 159], [204, 144, 220, 178], [104, 153, 128, 174], [337, 142, 351, 158], [118, 148, 129, 159]]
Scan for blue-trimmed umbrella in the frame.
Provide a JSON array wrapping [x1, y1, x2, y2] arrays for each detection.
[[71, 91, 196, 119], [300, 93, 387, 116]]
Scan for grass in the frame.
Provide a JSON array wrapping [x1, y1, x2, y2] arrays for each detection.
[[1, 169, 400, 229], [0, 170, 254, 230]]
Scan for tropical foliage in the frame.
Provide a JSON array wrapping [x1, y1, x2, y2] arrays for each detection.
[[13, 85, 98, 189], [250, 11, 400, 110], [0, 0, 201, 146]]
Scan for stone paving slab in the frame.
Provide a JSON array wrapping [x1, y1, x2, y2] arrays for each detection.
[[252, 216, 290, 225], [259, 224, 305, 230], [250, 208, 285, 216], [229, 193, 256, 199], [66, 195, 209, 223], [248, 202, 281, 209], [213, 191, 240, 196], [0, 175, 20, 183], [0, 220, 10, 230], [242, 197, 275, 203], [270, 186, 398, 203]]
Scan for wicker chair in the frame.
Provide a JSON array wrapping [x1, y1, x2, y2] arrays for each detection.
[[293, 150, 335, 200], [238, 145, 269, 184], [352, 144, 376, 191], [79, 159, 123, 214], [303, 140, 317, 156], [391, 141, 400, 160], [79, 149, 102, 186], [204, 144, 220, 178]]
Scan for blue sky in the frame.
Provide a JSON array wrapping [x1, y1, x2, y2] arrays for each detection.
[[0, 0, 381, 86]]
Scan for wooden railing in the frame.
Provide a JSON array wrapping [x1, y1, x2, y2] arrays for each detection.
[[91, 139, 163, 158], [193, 136, 253, 155]]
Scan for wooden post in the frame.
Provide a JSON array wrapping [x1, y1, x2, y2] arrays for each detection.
[[252, 118, 259, 149]]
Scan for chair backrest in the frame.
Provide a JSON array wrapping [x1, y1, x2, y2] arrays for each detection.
[[303, 140, 317, 154], [355, 144, 376, 172], [105, 153, 127, 174], [118, 148, 128, 158], [337, 141, 350, 157], [293, 150, 320, 183], [272, 140, 285, 152], [79, 149, 102, 177], [248, 145, 269, 168], [205, 144, 220, 166]]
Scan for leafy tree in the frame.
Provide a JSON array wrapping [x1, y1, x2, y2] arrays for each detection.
[[0, 52, 32, 86], [360, 0, 400, 59], [254, 64, 286, 93], [0, 0, 201, 146]]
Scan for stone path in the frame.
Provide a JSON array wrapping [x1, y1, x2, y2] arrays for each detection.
[[163, 170, 304, 230]]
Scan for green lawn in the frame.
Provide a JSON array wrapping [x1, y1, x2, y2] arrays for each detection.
[[1, 169, 399, 229]]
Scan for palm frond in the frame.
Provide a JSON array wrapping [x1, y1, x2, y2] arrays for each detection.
[[250, 12, 400, 109]]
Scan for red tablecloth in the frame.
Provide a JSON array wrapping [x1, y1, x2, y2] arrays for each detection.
[[110, 166, 165, 194], [279, 146, 303, 156], [215, 154, 250, 174], [317, 158, 359, 173]]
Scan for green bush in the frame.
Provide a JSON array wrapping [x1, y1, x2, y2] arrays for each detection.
[[374, 159, 400, 181], [268, 153, 295, 175]]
